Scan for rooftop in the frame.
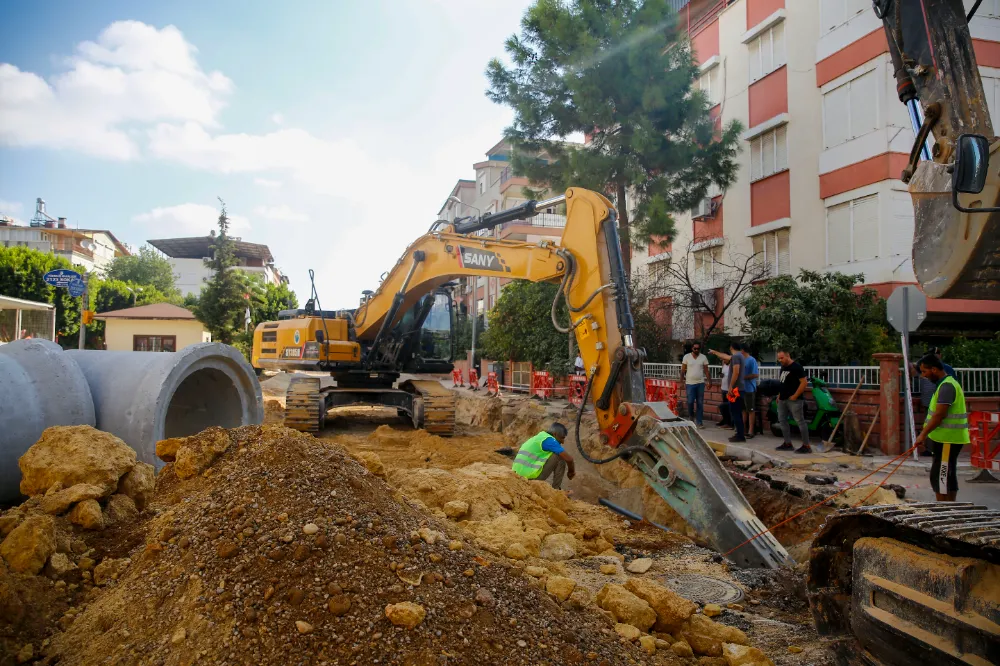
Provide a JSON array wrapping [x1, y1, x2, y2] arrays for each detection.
[[95, 303, 199, 321], [148, 236, 274, 262]]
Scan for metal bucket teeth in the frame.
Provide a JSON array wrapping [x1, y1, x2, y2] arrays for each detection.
[[284, 376, 323, 432]]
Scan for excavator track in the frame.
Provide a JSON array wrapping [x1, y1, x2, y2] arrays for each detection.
[[400, 379, 455, 436], [284, 376, 326, 433], [808, 502, 1000, 666]]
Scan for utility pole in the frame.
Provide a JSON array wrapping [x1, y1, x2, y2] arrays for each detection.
[[470, 280, 478, 375], [78, 272, 88, 350]]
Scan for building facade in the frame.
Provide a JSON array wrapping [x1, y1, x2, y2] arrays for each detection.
[[633, 0, 1000, 342], [95, 303, 211, 351], [0, 220, 129, 273], [147, 236, 286, 297]]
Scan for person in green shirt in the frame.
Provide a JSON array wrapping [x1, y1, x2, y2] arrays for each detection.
[[914, 354, 969, 502], [511, 422, 576, 489]]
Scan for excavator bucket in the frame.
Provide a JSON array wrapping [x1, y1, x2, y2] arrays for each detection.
[[625, 403, 794, 569]]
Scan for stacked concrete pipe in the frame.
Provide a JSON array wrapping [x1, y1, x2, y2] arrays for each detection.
[[0, 339, 262, 501]]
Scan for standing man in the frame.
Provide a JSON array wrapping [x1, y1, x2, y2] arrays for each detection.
[[511, 422, 576, 490], [574, 354, 585, 375], [775, 348, 811, 454], [915, 347, 956, 456], [681, 342, 711, 428], [914, 355, 969, 501], [741, 346, 760, 438], [726, 342, 745, 442]]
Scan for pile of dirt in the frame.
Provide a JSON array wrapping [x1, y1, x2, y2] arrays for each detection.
[[263, 399, 285, 425], [15, 425, 661, 665]]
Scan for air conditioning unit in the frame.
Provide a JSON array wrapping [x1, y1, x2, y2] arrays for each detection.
[[691, 197, 713, 219], [690, 289, 717, 310]]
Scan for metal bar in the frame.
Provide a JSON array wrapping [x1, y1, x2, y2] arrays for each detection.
[[598, 498, 674, 532]]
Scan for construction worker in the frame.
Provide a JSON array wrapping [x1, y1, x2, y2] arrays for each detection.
[[511, 422, 576, 490], [914, 354, 969, 502]]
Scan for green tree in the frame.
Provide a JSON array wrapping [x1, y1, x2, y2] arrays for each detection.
[[192, 201, 246, 345], [103, 245, 179, 297], [741, 270, 894, 365], [941, 336, 1000, 368], [0, 246, 84, 346], [487, 0, 743, 274], [92, 279, 169, 314], [479, 280, 570, 368]]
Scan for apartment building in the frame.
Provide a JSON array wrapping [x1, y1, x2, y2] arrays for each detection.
[[147, 235, 286, 297], [0, 219, 129, 273], [437, 139, 566, 319], [634, 0, 1000, 341]]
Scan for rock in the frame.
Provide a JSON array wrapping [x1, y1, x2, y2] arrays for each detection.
[[385, 601, 426, 629], [680, 615, 749, 657], [0, 561, 24, 624], [92, 557, 130, 586], [19, 426, 137, 497], [16, 643, 33, 664], [170, 427, 232, 479], [624, 578, 697, 633], [565, 586, 591, 610], [474, 587, 496, 608], [727, 603, 744, 611], [443, 500, 470, 520], [302, 523, 319, 535], [703, 603, 723, 617], [69, 500, 105, 530], [723, 643, 774, 666], [787, 646, 803, 654], [104, 494, 139, 525], [505, 543, 529, 560], [295, 620, 313, 634], [77, 557, 95, 571], [671, 641, 694, 658], [525, 566, 547, 578], [216, 541, 239, 559], [171, 627, 186, 644], [0, 514, 21, 538], [116, 462, 155, 510], [639, 635, 657, 655], [538, 533, 576, 560], [626, 557, 653, 574], [448, 540, 463, 551], [328, 594, 351, 616], [356, 451, 386, 478], [547, 507, 570, 525], [0, 514, 55, 574], [805, 474, 836, 486], [595, 584, 656, 632], [600, 564, 618, 575], [47, 552, 76, 576], [614, 623, 641, 641], [417, 527, 445, 545], [155, 437, 181, 462], [39, 483, 106, 515], [545, 575, 576, 602]]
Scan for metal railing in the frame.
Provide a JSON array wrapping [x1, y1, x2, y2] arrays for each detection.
[[642, 363, 1000, 395], [497, 213, 567, 233]]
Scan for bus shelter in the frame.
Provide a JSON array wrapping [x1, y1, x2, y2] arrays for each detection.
[[0, 295, 56, 343]]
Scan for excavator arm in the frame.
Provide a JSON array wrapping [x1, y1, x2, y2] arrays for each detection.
[[351, 187, 793, 569]]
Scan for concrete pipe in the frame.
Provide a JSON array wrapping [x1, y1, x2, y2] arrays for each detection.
[[66, 343, 263, 468], [0, 339, 96, 500]]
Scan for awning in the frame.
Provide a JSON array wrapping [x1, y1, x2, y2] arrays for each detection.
[[0, 295, 55, 311]]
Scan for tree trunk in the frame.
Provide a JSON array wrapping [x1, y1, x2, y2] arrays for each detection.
[[615, 180, 632, 278]]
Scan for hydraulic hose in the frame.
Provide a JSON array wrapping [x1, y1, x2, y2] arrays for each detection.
[[573, 370, 652, 465]]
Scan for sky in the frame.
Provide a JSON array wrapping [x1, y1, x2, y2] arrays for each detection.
[[0, 0, 534, 307]]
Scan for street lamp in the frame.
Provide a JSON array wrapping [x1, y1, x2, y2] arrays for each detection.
[[125, 286, 142, 306], [448, 196, 480, 217]]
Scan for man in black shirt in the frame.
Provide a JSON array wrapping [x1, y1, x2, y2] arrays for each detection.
[[727, 342, 745, 442], [775, 348, 811, 454]]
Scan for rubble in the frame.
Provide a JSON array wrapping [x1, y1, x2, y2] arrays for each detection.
[[0, 514, 55, 574], [623, 577, 697, 633], [19, 425, 136, 496], [595, 583, 657, 631]]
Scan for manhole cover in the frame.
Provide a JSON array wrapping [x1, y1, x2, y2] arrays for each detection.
[[662, 574, 744, 605]]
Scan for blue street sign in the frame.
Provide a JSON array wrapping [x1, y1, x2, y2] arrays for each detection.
[[68, 278, 86, 298], [43, 269, 83, 288]]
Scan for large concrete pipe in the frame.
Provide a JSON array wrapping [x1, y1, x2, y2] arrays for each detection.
[[66, 343, 263, 468], [0, 339, 96, 500]]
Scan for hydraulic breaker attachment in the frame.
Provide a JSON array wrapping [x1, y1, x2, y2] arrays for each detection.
[[624, 403, 794, 569]]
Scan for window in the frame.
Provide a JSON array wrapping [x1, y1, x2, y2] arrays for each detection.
[[478, 172, 486, 194], [133, 335, 176, 352], [647, 258, 671, 291], [979, 74, 1000, 131], [748, 21, 785, 82], [888, 191, 915, 258], [826, 194, 879, 265], [698, 66, 720, 107], [823, 68, 878, 148], [694, 246, 721, 284], [749, 125, 788, 181], [820, 0, 869, 34], [752, 229, 790, 277]]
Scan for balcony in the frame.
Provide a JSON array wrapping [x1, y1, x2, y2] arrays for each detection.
[[496, 214, 567, 240]]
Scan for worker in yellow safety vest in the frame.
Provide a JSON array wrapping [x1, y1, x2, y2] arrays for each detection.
[[915, 354, 970, 502], [511, 422, 576, 490]]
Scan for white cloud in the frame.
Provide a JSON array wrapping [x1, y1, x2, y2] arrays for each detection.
[[253, 177, 282, 189], [253, 204, 308, 222], [0, 21, 231, 159], [132, 203, 250, 236], [0, 199, 23, 214], [271, 112, 284, 125]]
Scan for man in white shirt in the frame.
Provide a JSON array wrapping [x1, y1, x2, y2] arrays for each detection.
[[574, 355, 585, 375], [681, 342, 711, 427]]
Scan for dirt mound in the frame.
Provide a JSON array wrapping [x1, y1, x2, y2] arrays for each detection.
[[263, 399, 285, 425], [831, 485, 903, 508], [33, 425, 650, 665]]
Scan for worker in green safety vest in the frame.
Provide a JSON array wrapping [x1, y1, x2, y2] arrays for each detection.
[[511, 422, 576, 489], [915, 354, 970, 502]]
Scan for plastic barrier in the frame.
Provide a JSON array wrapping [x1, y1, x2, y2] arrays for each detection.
[[531, 371, 554, 400], [644, 378, 679, 414], [569, 375, 587, 406], [469, 368, 480, 391], [452, 368, 464, 387], [970, 411, 1000, 477], [487, 372, 499, 395]]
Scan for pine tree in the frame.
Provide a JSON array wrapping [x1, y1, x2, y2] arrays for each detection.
[[487, 0, 743, 274], [194, 200, 245, 344]]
